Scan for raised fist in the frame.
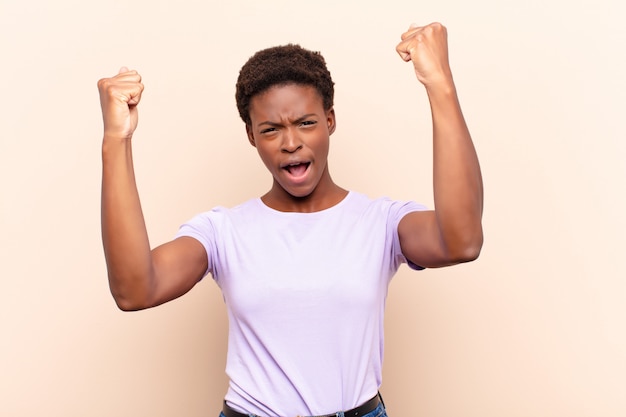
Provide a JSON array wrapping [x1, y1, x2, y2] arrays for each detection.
[[396, 22, 453, 87], [97, 67, 144, 140]]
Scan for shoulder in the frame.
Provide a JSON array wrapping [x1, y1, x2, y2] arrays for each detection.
[[346, 191, 427, 217], [184, 198, 261, 222], [175, 198, 262, 241]]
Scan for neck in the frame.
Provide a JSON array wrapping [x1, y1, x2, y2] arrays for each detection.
[[262, 174, 348, 213]]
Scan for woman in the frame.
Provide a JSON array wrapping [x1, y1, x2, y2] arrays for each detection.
[[97, 22, 483, 417]]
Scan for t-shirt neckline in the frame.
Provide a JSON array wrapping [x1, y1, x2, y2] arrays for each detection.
[[255, 191, 354, 216]]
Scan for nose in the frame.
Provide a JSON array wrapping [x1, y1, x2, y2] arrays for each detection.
[[281, 128, 303, 153]]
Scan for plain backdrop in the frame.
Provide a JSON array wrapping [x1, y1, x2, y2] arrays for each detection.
[[1, 0, 625, 416]]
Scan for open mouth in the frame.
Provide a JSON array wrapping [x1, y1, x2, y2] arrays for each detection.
[[282, 162, 311, 177]]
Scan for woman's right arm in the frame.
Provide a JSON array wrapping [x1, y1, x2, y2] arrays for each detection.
[[98, 68, 207, 311]]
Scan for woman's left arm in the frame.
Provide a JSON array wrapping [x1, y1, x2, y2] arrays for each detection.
[[395, 22, 484, 268]]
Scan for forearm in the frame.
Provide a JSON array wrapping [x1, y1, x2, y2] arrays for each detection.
[[427, 80, 483, 259], [101, 137, 155, 310]]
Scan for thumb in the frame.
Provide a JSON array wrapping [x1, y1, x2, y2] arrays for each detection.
[[119, 66, 129, 74]]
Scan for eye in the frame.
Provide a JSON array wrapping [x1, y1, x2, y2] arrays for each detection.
[[260, 127, 277, 134], [300, 120, 317, 127]]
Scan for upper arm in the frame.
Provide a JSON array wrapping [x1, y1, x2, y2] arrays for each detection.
[[398, 209, 480, 269], [148, 236, 208, 308], [398, 210, 449, 268]]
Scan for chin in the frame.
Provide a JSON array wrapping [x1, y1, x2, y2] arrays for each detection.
[[288, 189, 314, 199], [280, 184, 315, 199]]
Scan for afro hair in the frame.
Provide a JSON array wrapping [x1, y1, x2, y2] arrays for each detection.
[[235, 44, 335, 125]]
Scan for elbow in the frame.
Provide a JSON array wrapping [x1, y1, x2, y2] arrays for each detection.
[[458, 241, 482, 263], [108, 274, 153, 312], [446, 229, 483, 264], [114, 296, 147, 312], [111, 290, 150, 312]]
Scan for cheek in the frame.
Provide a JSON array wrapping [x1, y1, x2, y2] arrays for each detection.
[[314, 137, 330, 158], [256, 146, 276, 170]]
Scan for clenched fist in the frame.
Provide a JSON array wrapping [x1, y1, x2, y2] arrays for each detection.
[[97, 67, 144, 141], [396, 22, 453, 88]]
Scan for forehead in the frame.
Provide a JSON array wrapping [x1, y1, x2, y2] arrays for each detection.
[[249, 84, 324, 122]]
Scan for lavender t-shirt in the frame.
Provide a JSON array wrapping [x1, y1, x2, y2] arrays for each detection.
[[176, 191, 426, 416]]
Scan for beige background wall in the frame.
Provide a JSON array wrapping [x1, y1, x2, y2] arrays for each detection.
[[1, 0, 624, 416]]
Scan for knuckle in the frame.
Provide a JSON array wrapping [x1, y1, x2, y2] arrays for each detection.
[[429, 22, 447, 35], [104, 84, 118, 97]]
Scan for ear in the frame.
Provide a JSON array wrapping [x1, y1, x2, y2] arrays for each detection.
[[246, 124, 256, 147], [326, 108, 336, 135]]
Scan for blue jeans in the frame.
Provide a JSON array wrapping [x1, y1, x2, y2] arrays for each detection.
[[218, 401, 388, 417]]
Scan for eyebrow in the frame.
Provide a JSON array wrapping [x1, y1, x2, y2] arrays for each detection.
[[256, 113, 318, 128]]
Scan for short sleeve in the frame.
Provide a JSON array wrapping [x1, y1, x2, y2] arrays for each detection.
[[387, 199, 428, 270], [175, 209, 220, 280]]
